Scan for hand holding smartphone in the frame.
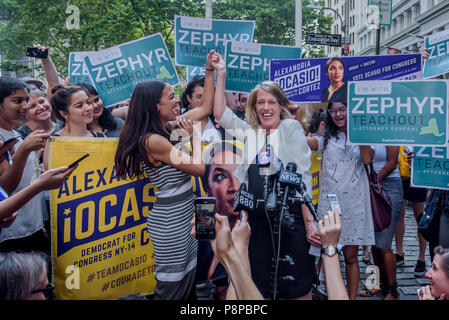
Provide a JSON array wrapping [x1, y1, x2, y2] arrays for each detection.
[[195, 197, 216, 240], [3, 136, 21, 146], [1, 136, 21, 165], [26, 46, 49, 59], [327, 194, 341, 213]]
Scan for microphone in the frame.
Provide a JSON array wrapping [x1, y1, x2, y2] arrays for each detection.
[[233, 183, 254, 220], [278, 162, 299, 210], [266, 160, 283, 212], [299, 181, 319, 223], [257, 144, 273, 202], [278, 162, 319, 223]]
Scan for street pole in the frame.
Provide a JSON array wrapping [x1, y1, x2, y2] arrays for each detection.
[[375, 24, 381, 55], [205, 0, 212, 18], [344, 0, 349, 56], [295, 0, 302, 47], [305, 4, 346, 56]]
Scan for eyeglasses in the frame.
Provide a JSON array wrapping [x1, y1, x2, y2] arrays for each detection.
[[328, 106, 347, 115], [31, 283, 54, 299]]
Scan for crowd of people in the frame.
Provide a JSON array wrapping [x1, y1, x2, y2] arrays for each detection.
[[0, 43, 448, 302]]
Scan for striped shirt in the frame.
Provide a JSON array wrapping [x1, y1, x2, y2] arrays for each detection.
[[142, 162, 197, 282]]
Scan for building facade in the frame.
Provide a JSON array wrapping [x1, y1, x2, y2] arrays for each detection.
[[324, 0, 449, 64]]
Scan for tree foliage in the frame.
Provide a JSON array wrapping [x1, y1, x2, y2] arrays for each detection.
[[0, 0, 332, 77], [213, 0, 332, 53]]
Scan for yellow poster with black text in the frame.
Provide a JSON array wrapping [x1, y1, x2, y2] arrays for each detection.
[[49, 137, 156, 300]]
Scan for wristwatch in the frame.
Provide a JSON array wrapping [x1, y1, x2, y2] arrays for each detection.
[[321, 245, 338, 257]]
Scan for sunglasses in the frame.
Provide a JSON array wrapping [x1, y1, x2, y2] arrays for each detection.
[[31, 283, 55, 299], [327, 106, 347, 115]]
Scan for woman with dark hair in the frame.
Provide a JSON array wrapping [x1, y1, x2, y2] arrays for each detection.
[[0, 77, 50, 252], [306, 108, 327, 136], [75, 83, 125, 137], [181, 77, 205, 112], [16, 89, 55, 140], [114, 51, 218, 300], [196, 141, 244, 299], [43, 85, 104, 169], [307, 102, 374, 300], [321, 58, 347, 103], [417, 246, 449, 300]]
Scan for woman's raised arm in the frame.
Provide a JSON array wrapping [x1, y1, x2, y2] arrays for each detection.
[[178, 51, 217, 122]]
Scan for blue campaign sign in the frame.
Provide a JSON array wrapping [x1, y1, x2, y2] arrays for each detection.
[[423, 29, 449, 79], [175, 15, 255, 68], [411, 145, 449, 190], [348, 80, 448, 146], [84, 33, 179, 108], [225, 41, 302, 93], [270, 54, 421, 103], [69, 52, 94, 86]]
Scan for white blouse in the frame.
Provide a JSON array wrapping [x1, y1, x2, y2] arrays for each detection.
[[217, 107, 313, 198]]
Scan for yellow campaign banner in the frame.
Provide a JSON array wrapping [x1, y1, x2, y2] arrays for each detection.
[[49, 137, 156, 300], [311, 153, 321, 206]]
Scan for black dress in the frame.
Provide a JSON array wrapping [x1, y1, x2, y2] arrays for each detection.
[[246, 164, 315, 299], [321, 83, 348, 104]]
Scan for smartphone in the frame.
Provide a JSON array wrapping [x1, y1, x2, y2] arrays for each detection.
[[3, 136, 21, 146], [2, 136, 21, 166], [68, 153, 89, 169], [327, 193, 341, 213], [26, 46, 48, 59], [195, 197, 216, 240]]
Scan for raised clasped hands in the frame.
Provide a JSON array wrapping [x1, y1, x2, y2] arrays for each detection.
[[209, 51, 226, 72]]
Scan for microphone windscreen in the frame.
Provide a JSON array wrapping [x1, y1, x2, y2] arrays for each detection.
[[286, 162, 297, 172]]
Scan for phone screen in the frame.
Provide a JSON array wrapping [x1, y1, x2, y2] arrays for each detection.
[[195, 200, 216, 240], [3, 136, 21, 146], [327, 193, 341, 213], [0, 186, 8, 202]]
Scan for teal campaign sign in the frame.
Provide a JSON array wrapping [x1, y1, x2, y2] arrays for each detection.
[[411, 145, 449, 190], [68, 52, 94, 86], [187, 66, 206, 82], [348, 80, 448, 146], [186, 66, 216, 85], [225, 41, 302, 93], [175, 15, 255, 68], [84, 33, 178, 108], [423, 29, 449, 79]]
